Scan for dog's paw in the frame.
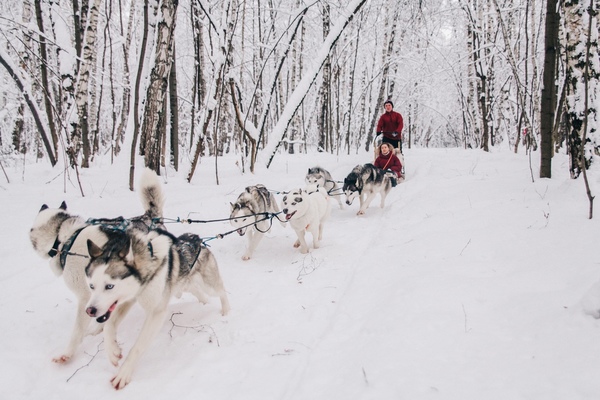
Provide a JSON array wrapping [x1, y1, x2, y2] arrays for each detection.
[[357, 210, 365, 215], [52, 354, 72, 364], [111, 370, 132, 390], [300, 248, 309, 254], [242, 254, 251, 261], [293, 241, 301, 248]]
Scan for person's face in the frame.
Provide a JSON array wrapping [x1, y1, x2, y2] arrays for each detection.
[[381, 144, 390, 155], [384, 103, 393, 112]]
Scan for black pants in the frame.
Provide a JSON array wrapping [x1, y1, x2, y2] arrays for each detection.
[[382, 136, 402, 153]]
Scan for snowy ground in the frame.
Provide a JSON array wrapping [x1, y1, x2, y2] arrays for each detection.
[[1, 147, 600, 399]]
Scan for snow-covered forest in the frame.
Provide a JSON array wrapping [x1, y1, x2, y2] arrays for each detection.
[[2, 1, 600, 396], [0, 0, 598, 182]]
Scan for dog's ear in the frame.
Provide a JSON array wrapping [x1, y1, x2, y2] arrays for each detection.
[[39, 204, 49, 212], [59, 201, 67, 210], [230, 202, 235, 211], [117, 238, 132, 260], [87, 239, 104, 259]]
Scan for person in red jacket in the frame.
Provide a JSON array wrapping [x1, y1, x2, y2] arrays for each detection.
[[374, 143, 403, 185], [376, 100, 404, 153]]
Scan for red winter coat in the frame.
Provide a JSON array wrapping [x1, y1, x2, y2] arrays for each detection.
[[376, 110, 404, 141], [374, 151, 403, 177]]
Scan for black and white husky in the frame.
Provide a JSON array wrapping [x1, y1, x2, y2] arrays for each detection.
[[230, 184, 283, 260], [343, 163, 395, 215], [29, 168, 164, 364], [305, 166, 344, 209], [281, 187, 331, 253], [84, 228, 230, 389]]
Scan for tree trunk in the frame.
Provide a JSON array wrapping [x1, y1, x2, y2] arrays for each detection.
[[34, 0, 59, 155], [317, 3, 331, 153], [564, 0, 598, 178], [129, 0, 150, 190], [73, 0, 102, 168], [115, 0, 136, 156], [169, 44, 179, 171], [539, 0, 559, 178], [141, 0, 179, 174], [0, 50, 56, 166]]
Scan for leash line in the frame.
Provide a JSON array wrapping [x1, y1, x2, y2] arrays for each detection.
[[157, 211, 288, 244]]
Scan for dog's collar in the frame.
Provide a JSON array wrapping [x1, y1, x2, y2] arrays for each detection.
[[47, 238, 61, 258]]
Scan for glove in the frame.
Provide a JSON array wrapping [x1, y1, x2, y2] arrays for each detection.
[[392, 132, 398, 137]]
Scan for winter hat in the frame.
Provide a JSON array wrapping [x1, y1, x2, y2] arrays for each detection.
[[384, 100, 394, 108]]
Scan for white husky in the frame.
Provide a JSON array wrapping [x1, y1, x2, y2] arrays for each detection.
[[85, 228, 230, 389], [281, 187, 331, 253], [28, 168, 164, 364], [230, 185, 283, 260]]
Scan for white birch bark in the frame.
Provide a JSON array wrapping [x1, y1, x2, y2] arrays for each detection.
[[141, 0, 178, 173], [71, 0, 102, 167]]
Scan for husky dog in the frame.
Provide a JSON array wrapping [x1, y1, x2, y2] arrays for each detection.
[[305, 166, 344, 209], [85, 228, 230, 389], [343, 163, 394, 215], [28, 168, 164, 364], [281, 187, 331, 254], [230, 185, 283, 260]]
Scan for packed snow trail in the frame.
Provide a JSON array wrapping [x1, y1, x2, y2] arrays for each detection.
[[4, 148, 600, 399]]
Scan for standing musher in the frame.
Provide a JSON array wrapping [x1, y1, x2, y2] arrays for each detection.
[[375, 100, 404, 172]]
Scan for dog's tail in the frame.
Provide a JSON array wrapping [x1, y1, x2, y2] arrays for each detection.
[[138, 168, 165, 221]]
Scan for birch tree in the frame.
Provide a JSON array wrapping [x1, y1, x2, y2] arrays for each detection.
[[71, 0, 102, 168], [564, 0, 599, 178], [140, 0, 178, 174]]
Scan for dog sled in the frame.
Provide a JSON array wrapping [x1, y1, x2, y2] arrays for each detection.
[[373, 134, 405, 183]]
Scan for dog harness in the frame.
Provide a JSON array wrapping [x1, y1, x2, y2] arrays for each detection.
[[49, 217, 135, 270], [47, 227, 87, 270], [175, 233, 203, 276]]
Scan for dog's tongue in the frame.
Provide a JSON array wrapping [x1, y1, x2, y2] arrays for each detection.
[[286, 211, 296, 220], [96, 301, 118, 323], [237, 228, 245, 236]]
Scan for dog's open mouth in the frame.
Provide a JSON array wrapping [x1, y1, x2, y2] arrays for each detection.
[[96, 301, 118, 323], [285, 211, 297, 220], [237, 228, 246, 236]]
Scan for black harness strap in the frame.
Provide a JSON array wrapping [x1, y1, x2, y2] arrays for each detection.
[[59, 227, 87, 269], [48, 238, 61, 258]]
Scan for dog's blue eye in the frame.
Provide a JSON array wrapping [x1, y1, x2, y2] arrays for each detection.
[[106, 284, 114, 290]]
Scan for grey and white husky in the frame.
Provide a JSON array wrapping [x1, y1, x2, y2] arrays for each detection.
[[281, 187, 331, 254], [305, 166, 344, 209], [85, 228, 230, 389], [343, 163, 395, 215], [230, 184, 283, 260], [29, 168, 164, 364]]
